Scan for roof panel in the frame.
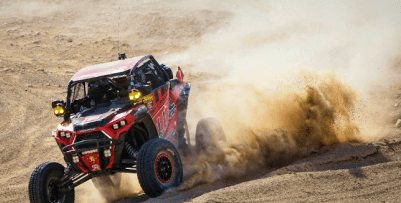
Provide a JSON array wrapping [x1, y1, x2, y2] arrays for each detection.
[[70, 55, 146, 82]]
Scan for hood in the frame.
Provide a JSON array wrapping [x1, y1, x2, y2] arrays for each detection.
[[70, 99, 131, 132]]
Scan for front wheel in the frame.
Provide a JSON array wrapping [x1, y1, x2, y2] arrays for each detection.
[[136, 138, 183, 198], [28, 162, 75, 203]]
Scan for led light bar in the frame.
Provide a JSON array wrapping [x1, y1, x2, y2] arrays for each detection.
[[82, 149, 98, 155]]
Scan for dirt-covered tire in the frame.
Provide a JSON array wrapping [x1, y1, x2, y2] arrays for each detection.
[[195, 117, 226, 154], [137, 138, 183, 198], [28, 162, 74, 203], [91, 173, 122, 201]]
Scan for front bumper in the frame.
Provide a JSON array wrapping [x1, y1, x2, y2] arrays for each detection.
[[62, 139, 120, 173]]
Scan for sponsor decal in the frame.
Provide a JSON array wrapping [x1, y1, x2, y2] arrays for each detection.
[[92, 164, 100, 171], [142, 94, 153, 110], [79, 128, 96, 133], [143, 94, 153, 103], [169, 102, 176, 119], [83, 115, 100, 123], [147, 101, 153, 109], [89, 156, 96, 163], [166, 129, 177, 141]]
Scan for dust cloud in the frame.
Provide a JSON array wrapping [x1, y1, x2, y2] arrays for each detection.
[[77, 174, 142, 203], [161, 1, 401, 189], [181, 71, 361, 189]]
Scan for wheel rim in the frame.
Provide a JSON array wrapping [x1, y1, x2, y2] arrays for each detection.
[[46, 177, 65, 203], [155, 153, 174, 184]]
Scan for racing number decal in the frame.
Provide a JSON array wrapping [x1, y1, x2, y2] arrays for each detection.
[[158, 103, 169, 136], [151, 83, 171, 137]]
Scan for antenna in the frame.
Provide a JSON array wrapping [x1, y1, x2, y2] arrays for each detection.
[[118, 4, 120, 54], [117, 4, 126, 60]]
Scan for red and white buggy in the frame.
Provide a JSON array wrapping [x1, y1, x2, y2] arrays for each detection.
[[28, 54, 225, 203]]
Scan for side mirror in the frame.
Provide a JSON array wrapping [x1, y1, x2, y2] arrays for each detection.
[[51, 100, 66, 117], [137, 85, 152, 95]]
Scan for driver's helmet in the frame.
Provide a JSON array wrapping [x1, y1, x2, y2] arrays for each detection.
[[88, 82, 100, 95], [88, 79, 109, 99]]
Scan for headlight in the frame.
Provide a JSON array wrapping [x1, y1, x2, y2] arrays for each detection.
[[129, 90, 141, 102], [104, 149, 111, 157], [111, 120, 126, 130], [53, 105, 65, 116], [59, 131, 72, 138]]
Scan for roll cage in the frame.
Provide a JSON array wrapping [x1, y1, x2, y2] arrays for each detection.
[[64, 54, 171, 120]]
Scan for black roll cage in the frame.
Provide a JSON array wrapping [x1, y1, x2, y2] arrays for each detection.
[[64, 54, 169, 121]]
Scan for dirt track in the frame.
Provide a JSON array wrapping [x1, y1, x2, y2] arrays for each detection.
[[1, 1, 401, 202]]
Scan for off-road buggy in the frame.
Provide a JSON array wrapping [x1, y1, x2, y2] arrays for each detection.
[[28, 54, 226, 202]]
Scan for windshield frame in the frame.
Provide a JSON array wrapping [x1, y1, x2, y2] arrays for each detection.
[[66, 71, 130, 110]]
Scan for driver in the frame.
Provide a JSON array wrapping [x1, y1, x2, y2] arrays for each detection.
[[82, 80, 115, 108]]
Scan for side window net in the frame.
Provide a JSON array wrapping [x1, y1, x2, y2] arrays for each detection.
[[134, 59, 166, 89], [70, 83, 87, 103]]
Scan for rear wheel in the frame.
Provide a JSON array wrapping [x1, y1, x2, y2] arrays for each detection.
[[195, 117, 226, 154], [28, 162, 74, 203], [137, 138, 183, 198]]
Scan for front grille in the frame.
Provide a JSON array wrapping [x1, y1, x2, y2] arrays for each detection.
[[74, 131, 109, 150], [74, 121, 101, 132]]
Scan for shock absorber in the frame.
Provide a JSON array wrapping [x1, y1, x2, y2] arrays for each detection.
[[124, 142, 138, 159]]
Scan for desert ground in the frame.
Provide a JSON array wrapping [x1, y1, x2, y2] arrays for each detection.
[[1, 0, 401, 202]]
